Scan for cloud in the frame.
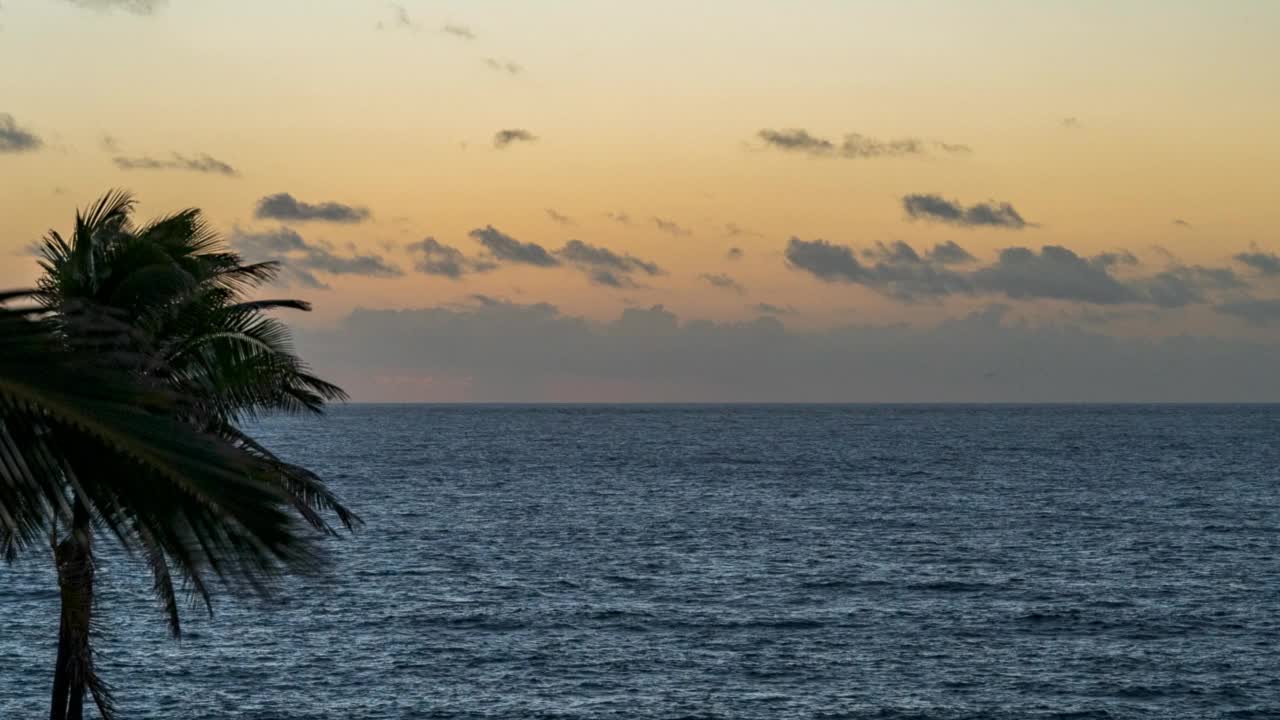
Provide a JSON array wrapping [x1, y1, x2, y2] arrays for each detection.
[[113, 152, 238, 176], [724, 223, 761, 238], [99, 134, 120, 152], [756, 128, 967, 159], [442, 23, 475, 39], [902, 194, 1031, 229], [786, 237, 1242, 307], [298, 299, 1280, 402], [0, 114, 42, 153], [493, 129, 537, 148], [1173, 219, 1192, 228], [64, 0, 164, 14], [556, 239, 663, 287], [654, 217, 692, 237], [726, 247, 744, 261], [1216, 299, 1280, 326], [1234, 249, 1280, 276], [1062, 117, 1082, 129], [407, 237, 496, 279], [699, 273, 745, 294], [253, 192, 371, 224], [752, 302, 797, 316], [607, 211, 632, 226], [468, 225, 560, 267], [484, 58, 522, 75], [231, 227, 402, 288], [545, 209, 574, 226]]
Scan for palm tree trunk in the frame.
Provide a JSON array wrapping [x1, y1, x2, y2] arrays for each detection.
[[49, 505, 93, 720]]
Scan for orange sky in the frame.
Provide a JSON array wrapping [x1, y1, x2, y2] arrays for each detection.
[[2, 1, 1278, 399]]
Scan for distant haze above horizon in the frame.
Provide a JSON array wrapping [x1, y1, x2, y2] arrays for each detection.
[[3, 1, 1279, 401]]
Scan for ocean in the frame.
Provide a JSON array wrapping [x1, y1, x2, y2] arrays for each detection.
[[3, 405, 1279, 718]]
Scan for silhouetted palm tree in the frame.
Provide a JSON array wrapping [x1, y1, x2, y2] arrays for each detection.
[[4, 191, 358, 719]]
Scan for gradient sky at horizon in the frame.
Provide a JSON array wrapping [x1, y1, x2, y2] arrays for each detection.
[[2, 0, 1279, 400]]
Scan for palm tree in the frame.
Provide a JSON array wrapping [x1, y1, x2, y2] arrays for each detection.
[[7, 191, 358, 719]]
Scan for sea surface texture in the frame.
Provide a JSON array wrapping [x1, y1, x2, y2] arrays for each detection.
[[3, 404, 1280, 719]]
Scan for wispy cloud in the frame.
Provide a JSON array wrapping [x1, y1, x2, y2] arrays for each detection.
[[756, 128, 968, 160], [556, 239, 662, 287], [442, 23, 475, 40], [654, 217, 692, 237], [0, 114, 41, 153], [254, 192, 371, 223], [113, 152, 239, 176], [484, 58, 522, 75], [607, 211, 633, 226], [493, 129, 537, 148], [752, 302, 797, 316], [700, 272, 745, 294], [1173, 219, 1192, 228], [726, 247, 744, 261], [545, 209, 574, 226], [1062, 117, 1083, 129], [902, 194, 1032, 229], [64, 0, 164, 14]]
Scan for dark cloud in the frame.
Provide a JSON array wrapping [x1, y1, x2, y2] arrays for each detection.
[[699, 273, 745, 294], [299, 300, 1280, 402], [1234, 249, 1280, 275], [654, 217, 692, 237], [556, 239, 663, 287], [726, 247, 744, 261], [787, 237, 1241, 308], [752, 302, 797, 316], [442, 23, 475, 39], [902, 194, 1031, 229], [468, 225, 560, 267], [757, 128, 967, 159], [1173, 219, 1192, 228], [493, 129, 537, 148], [231, 227, 402, 289], [407, 237, 497, 279], [64, 0, 164, 14], [1216, 299, 1280, 326], [0, 114, 42, 153], [254, 192, 371, 223], [545, 209, 574, 226], [113, 152, 238, 176], [484, 58, 522, 75]]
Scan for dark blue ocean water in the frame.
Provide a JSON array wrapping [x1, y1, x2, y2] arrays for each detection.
[[3, 405, 1280, 719]]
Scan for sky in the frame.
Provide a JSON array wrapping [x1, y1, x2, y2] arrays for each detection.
[[2, 0, 1279, 401]]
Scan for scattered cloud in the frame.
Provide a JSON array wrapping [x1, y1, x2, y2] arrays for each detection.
[[231, 227, 402, 289], [484, 58, 522, 75], [724, 223, 761, 238], [493, 129, 537, 148], [1062, 117, 1082, 129], [756, 128, 968, 160], [407, 237, 497, 279], [442, 23, 475, 40], [468, 225, 560, 267], [557, 239, 663, 287], [902, 194, 1031, 229], [1172, 219, 1192, 228], [113, 152, 238, 176], [654, 217, 692, 237], [1235, 248, 1280, 276], [726, 247, 744, 261], [699, 272, 745, 294], [545, 209, 574, 226], [0, 114, 42, 153], [63, 0, 164, 14], [786, 237, 1243, 307], [607, 211, 632, 226], [254, 193, 371, 223]]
